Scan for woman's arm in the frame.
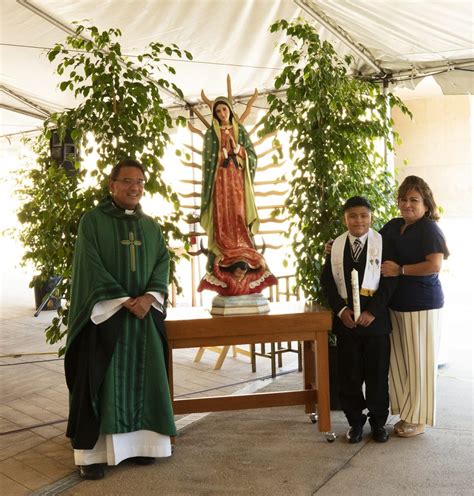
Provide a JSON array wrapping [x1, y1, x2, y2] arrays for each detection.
[[381, 253, 444, 277]]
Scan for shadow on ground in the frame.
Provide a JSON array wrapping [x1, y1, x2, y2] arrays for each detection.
[[57, 372, 473, 496]]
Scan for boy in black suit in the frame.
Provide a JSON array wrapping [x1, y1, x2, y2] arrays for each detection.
[[321, 196, 397, 443]]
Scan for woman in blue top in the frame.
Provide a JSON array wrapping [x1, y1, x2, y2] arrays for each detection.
[[381, 175, 449, 437]]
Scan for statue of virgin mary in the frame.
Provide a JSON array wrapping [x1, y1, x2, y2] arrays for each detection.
[[198, 96, 277, 297]]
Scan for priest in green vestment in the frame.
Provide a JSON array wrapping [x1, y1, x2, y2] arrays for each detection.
[[65, 159, 176, 480]]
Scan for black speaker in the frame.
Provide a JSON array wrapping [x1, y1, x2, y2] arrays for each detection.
[[49, 129, 77, 173]]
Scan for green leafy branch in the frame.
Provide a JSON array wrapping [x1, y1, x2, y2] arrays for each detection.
[[16, 23, 193, 353], [263, 19, 411, 306]]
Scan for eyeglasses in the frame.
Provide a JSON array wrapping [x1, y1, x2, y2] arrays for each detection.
[[113, 178, 146, 187]]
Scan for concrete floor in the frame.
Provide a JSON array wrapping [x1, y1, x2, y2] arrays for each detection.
[[0, 296, 305, 495], [60, 373, 473, 496], [1, 299, 473, 495], [0, 245, 472, 495]]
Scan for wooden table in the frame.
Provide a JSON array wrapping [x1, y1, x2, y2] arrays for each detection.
[[166, 301, 334, 438]]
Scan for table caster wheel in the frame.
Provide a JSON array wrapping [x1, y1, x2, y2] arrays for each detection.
[[325, 432, 336, 443], [309, 413, 318, 424]]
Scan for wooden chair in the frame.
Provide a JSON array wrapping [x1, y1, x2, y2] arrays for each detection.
[[250, 341, 302, 377], [250, 275, 303, 377]]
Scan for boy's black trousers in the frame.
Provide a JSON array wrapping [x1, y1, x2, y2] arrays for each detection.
[[336, 332, 391, 429]]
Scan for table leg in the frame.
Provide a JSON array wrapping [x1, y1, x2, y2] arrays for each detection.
[[315, 335, 331, 432], [303, 340, 316, 414]]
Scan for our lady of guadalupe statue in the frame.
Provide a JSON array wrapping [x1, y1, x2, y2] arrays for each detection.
[[197, 96, 277, 304]]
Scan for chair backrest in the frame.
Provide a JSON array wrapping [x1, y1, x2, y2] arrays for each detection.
[[266, 274, 300, 302]]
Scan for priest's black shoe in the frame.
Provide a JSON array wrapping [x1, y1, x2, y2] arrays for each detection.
[[346, 425, 364, 444], [79, 464, 105, 480], [130, 457, 156, 465], [371, 426, 389, 443]]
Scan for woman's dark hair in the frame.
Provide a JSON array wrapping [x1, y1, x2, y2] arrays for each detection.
[[213, 100, 234, 124], [110, 159, 145, 180], [397, 175, 439, 221]]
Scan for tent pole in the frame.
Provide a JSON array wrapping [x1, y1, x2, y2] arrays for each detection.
[[0, 103, 47, 121], [386, 60, 474, 83], [17, 0, 192, 108], [295, 0, 385, 75], [383, 79, 395, 177], [0, 83, 51, 117], [17, 0, 76, 35]]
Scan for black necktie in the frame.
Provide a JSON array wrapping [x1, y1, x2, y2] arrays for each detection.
[[352, 238, 362, 261]]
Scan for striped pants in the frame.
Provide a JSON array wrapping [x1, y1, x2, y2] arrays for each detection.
[[389, 309, 442, 426]]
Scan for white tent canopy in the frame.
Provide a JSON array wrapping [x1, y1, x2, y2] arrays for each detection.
[[1, 0, 473, 137]]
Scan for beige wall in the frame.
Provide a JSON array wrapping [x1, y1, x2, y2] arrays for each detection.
[[392, 96, 473, 370], [392, 95, 473, 218]]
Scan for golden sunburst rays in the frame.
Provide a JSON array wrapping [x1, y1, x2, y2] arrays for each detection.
[[192, 75, 262, 128]]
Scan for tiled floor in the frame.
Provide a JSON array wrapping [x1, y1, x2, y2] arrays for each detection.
[[0, 304, 299, 495]]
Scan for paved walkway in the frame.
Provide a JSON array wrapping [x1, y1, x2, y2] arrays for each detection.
[[0, 225, 471, 494], [0, 298, 300, 495]]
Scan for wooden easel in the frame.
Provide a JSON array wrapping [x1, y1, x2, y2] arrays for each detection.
[[194, 345, 251, 370]]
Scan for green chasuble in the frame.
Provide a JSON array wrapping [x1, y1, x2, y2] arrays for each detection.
[[65, 196, 177, 449]]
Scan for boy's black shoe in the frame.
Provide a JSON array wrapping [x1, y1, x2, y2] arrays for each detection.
[[79, 464, 105, 480], [371, 426, 389, 443], [130, 457, 156, 465], [346, 425, 364, 443]]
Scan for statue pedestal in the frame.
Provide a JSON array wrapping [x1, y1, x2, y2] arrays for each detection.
[[210, 293, 270, 316]]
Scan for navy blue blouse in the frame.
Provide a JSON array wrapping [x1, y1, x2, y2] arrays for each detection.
[[380, 217, 449, 312]]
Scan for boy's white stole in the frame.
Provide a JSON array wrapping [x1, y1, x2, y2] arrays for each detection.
[[330, 228, 382, 298]]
